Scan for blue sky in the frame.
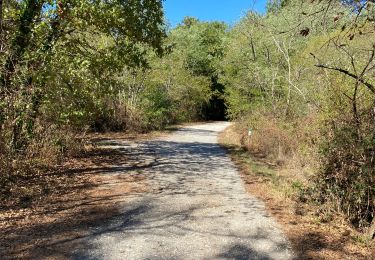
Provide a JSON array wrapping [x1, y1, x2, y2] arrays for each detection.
[[164, 0, 267, 28]]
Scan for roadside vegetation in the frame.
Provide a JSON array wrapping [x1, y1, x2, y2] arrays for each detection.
[[0, 1, 226, 204], [1, 0, 374, 255], [220, 0, 375, 244], [219, 124, 374, 259]]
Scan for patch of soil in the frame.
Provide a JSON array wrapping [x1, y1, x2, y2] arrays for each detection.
[[0, 136, 148, 259], [218, 125, 374, 260]]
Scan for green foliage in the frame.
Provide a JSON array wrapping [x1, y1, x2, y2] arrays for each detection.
[[2, 0, 375, 236], [141, 84, 173, 129], [222, 0, 375, 231], [0, 0, 167, 150]]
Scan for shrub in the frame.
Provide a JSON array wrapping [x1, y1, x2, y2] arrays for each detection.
[[0, 123, 85, 202], [237, 114, 298, 162], [311, 114, 375, 230]]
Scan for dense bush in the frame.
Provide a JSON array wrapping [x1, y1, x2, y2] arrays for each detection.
[[222, 0, 375, 235]]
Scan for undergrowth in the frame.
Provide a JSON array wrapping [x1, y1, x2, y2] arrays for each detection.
[[0, 125, 86, 208], [220, 119, 375, 240], [218, 122, 375, 257]]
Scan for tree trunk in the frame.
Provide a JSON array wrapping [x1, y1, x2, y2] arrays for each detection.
[[352, 81, 362, 141], [250, 38, 256, 61], [2, 0, 44, 91], [4, 0, 44, 150], [0, 0, 3, 36], [367, 215, 375, 240]]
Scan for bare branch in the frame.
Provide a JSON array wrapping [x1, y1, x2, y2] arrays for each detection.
[[314, 64, 375, 94]]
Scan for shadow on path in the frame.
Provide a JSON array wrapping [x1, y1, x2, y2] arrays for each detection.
[[1, 123, 292, 260]]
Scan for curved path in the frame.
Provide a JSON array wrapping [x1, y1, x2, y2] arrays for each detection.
[[77, 122, 293, 260]]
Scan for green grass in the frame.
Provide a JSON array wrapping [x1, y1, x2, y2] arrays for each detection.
[[231, 147, 280, 184]]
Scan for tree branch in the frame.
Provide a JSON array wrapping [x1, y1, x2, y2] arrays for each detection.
[[314, 64, 375, 94]]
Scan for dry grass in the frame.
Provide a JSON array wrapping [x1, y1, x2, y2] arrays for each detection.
[[241, 118, 296, 162], [0, 124, 186, 259], [218, 123, 375, 260], [0, 136, 150, 259], [0, 123, 179, 207], [0, 127, 85, 207]]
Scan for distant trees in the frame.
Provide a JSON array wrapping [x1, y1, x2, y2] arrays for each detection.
[[172, 18, 228, 120]]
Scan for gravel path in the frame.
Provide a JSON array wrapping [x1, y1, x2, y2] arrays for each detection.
[[75, 122, 293, 260]]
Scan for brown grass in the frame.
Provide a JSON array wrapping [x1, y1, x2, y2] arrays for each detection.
[[0, 132, 150, 259], [241, 118, 296, 161], [218, 123, 375, 260]]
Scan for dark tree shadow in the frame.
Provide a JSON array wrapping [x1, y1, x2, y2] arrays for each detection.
[[217, 244, 272, 260]]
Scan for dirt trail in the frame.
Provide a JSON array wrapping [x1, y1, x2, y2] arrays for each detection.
[[71, 122, 293, 259]]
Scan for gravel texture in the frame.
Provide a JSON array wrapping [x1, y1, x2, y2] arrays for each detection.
[[74, 122, 293, 260]]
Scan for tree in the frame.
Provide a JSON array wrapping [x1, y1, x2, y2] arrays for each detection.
[[171, 18, 228, 119], [0, 0, 166, 150]]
